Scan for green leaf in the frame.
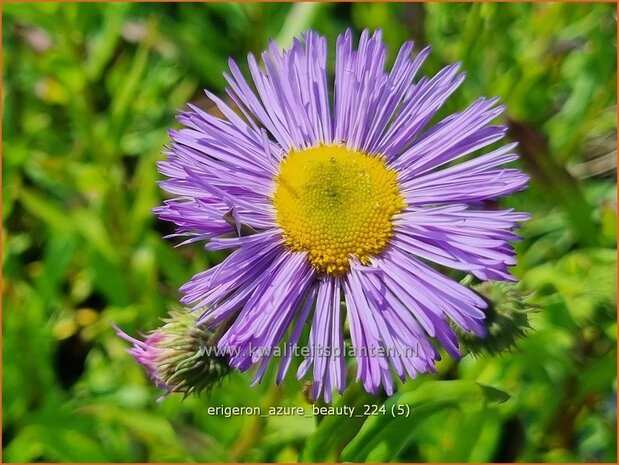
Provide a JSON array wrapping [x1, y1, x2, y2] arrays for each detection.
[[341, 380, 510, 462], [80, 403, 187, 460], [300, 383, 379, 462], [19, 189, 73, 233]]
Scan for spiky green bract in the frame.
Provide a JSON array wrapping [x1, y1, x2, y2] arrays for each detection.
[[457, 277, 539, 356], [116, 309, 231, 399], [158, 310, 232, 397]]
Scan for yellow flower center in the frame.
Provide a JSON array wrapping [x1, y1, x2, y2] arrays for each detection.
[[273, 144, 406, 275]]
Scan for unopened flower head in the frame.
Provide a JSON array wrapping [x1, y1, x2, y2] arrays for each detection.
[[457, 278, 538, 355], [155, 29, 529, 401], [115, 309, 230, 398]]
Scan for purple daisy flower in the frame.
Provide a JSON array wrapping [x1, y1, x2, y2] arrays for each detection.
[[155, 29, 529, 401]]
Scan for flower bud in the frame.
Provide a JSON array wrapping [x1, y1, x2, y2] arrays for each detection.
[[458, 278, 539, 355], [115, 309, 230, 399]]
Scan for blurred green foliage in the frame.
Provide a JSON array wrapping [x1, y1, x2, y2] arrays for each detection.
[[2, 2, 617, 463]]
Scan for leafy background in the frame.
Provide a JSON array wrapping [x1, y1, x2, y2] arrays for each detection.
[[2, 2, 617, 463]]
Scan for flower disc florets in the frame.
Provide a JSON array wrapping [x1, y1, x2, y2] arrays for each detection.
[[274, 144, 405, 274]]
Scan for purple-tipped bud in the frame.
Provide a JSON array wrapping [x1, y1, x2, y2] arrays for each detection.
[[115, 309, 230, 399]]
